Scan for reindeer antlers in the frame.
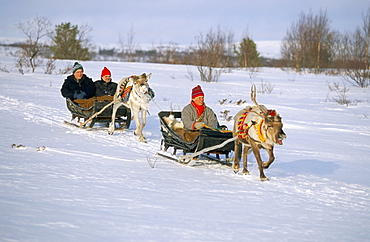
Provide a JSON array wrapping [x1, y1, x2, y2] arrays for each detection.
[[250, 84, 256, 105], [250, 84, 267, 116]]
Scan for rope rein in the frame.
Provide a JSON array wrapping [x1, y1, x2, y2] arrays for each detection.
[[80, 100, 117, 127], [179, 136, 238, 163]]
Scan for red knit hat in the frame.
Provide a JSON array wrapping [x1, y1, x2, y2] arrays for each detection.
[[192, 85, 204, 99], [101, 67, 111, 77]]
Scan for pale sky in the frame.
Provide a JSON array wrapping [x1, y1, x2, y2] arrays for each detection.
[[0, 0, 368, 46]]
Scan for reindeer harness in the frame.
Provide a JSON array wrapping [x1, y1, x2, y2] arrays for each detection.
[[237, 107, 278, 147], [237, 107, 253, 140]]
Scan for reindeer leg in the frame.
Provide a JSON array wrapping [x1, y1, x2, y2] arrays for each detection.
[[242, 145, 250, 175], [138, 109, 147, 142], [134, 109, 146, 142], [233, 139, 242, 173], [262, 147, 275, 169], [108, 102, 120, 135], [132, 106, 145, 142], [250, 140, 268, 181]]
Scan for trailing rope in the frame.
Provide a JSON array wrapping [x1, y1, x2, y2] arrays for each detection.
[[177, 106, 269, 163], [80, 100, 118, 127], [179, 135, 238, 163], [151, 98, 162, 111]]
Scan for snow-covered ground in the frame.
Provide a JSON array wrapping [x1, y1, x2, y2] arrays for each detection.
[[0, 51, 369, 241]]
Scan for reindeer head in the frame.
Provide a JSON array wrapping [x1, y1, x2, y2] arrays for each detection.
[[250, 85, 286, 145], [264, 110, 286, 145], [130, 73, 152, 94]]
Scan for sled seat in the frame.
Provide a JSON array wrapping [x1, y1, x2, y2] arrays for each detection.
[[158, 111, 234, 156], [66, 96, 131, 128]]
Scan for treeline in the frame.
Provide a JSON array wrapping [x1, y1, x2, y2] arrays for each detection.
[[2, 8, 369, 87], [281, 9, 370, 87]]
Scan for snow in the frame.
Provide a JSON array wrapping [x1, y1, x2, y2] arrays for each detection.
[[0, 51, 370, 241]]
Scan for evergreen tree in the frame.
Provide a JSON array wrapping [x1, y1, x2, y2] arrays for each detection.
[[234, 38, 262, 67], [50, 22, 92, 60]]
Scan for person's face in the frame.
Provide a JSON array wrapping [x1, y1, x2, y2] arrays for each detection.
[[74, 69, 83, 80], [102, 75, 111, 83], [193, 96, 204, 106]]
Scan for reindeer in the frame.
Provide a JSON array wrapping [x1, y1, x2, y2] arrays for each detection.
[[233, 85, 286, 181], [108, 73, 152, 142]]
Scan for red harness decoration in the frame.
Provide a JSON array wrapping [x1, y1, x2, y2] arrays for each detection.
[[237, 107, 252, 139], [267, 109, 276, 116], [120, 86, 132, 99]]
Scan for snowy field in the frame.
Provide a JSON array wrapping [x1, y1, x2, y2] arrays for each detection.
[[0, 50, 369, 241]]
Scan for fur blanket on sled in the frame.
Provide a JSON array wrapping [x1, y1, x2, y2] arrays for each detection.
[[73, 95, 114, 109], [163, 115, 199, 142]]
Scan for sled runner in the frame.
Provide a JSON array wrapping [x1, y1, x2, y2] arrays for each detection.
[[65, 96, 131, 129], [157, 111, 235, 166]]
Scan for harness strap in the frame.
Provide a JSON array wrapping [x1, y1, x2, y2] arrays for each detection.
[[121, 86, 132, 98], [237, 108, 268, 147], [248, 135, 272, 149], [237, 108, 252, 139], [255, 119, 266, 143]]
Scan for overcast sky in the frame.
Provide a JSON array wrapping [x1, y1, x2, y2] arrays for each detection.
[[0, 0, 368, 46]]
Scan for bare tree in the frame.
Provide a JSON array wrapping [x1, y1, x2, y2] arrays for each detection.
[[119, 25, 137, 62], [193, 26, 234, 82], [340, 7, 370, 88], [43, 58, 56, 74], [78, 24, 95, 57], [363, 7, 370, 71], [326, 81, 353, 106], [331, 31, 348, 70], [153, 42, 181, 64], [16, 16, 52, 73], [281, 10, 335, 73]]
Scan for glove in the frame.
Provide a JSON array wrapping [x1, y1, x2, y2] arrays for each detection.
[[74, 91, 87, 99], [148, 88, 155, 99], [219, 125, 228, 130], [194, 122, 204, 130]]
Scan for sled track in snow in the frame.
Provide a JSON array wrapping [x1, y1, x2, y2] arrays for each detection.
[[266, 176, 370, 212], [1, 95, 370, 212], [0, 95, 161, 156], [0, 95, 65, 127]]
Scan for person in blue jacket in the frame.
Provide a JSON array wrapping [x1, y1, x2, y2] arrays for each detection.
[[60, 62, 96, 100]]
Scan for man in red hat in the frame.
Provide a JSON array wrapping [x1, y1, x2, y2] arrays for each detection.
[[182, 85, 218, 131], [94, 67, 118, 97]]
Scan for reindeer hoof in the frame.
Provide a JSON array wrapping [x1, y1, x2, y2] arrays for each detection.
[[260, 177, 269, 181], [242, 170, 250, 175], [108, 124, 115, 135], [262, 162, 270, 169], [233, 168, 239, 174]]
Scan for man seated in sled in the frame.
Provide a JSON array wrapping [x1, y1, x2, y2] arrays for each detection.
[[60, 62, 96, 101], [94, 67, 117, 98], [182, 85, 219, 132]]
